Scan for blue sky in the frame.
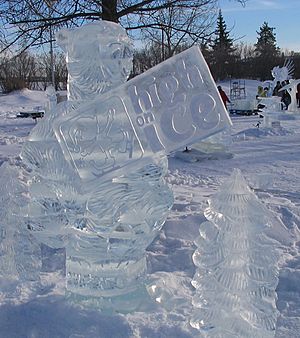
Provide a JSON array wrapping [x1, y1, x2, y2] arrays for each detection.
[[218, 0, 300, 52]]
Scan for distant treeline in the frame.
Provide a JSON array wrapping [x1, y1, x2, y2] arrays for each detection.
[[0, 51, 67, 93], [1, 44, 299, 94], [133, 42, 300, 82]]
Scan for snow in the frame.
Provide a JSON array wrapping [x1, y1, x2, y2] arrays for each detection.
[[0, 81, 300, 337]]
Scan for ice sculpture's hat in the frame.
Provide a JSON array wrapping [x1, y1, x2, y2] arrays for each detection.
[[56, 21, 132, 53], [55, 20, 134, 101]]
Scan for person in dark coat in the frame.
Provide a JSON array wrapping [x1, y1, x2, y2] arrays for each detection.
[[281, 80, 291, 110], [217, 85, 231, 109], [272, 81, 282, 97]]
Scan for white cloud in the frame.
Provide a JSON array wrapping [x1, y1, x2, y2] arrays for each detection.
[[220, 0, 298, 12], [258, 0, 280, 8]]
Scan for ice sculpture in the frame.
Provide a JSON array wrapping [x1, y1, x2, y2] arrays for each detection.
[[16, 20, 231, 311], [258, 96, 282, 127], [190, 169, 279, 337], [0, 162, 41, 292], [18, 22, 156, 309], [18, 21, 172, 310], [45, 85, 57, 112], [279, 79, 300, 112], [271, 58, 294, 86]]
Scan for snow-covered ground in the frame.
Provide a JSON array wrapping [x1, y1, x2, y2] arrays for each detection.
[[0, 80, 300, 337]]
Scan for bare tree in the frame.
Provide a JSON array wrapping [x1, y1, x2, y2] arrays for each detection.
[[36, 51, 67, 90], [133, 41, 167, 76], [0, 51, 36, 92], [235, 42, 256, 60], [139, 1, 218, 61], [0, 0, 247, 52]]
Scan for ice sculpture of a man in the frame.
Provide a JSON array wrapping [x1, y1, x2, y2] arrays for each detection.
[[20, 21, 173, 311], [0, 162, 41, 298], [13, 17, 231, 311]]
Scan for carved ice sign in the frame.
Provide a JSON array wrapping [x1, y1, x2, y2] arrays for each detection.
[[54, 46, 232, 182]]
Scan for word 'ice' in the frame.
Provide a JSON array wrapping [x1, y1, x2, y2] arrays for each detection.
[[190, 169, 280, 337]]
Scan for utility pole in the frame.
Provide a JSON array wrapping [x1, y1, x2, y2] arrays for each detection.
[[45, 0, 56, 88]]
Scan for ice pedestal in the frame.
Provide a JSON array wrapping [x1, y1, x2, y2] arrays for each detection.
[[63, 158, 173, 311], [190, 169, 280, 337], [259, 96, 282, 127]]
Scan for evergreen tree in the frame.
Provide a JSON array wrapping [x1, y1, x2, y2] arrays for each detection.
[[210, 10, 236, 80], [255, 22, 279, 56], [254, 22, 280, 80]]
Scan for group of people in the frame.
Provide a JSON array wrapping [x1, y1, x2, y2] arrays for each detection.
[[217, 81, 300, 112], [257, 85, 270, 98], [271, 80, 291, 110], [217, 85, 231, 109], [257, 80, 300, 110]]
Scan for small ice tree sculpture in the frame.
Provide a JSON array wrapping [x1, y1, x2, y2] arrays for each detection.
[[190, 168, 279, 337]]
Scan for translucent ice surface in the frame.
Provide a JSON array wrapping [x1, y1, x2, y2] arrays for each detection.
[[15, 20, 231, 311], [56, 21, 134, 101], [190, 169, 280, 337], [20, 21, 135, 251], [16, 21, 171, 311], [54, 45, 232, 184], [271, 59, 294, 85], [280, 79, 300, 113], [0, 162, 41, 284]]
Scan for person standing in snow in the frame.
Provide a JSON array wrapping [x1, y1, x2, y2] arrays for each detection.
[[281, 80, 291, 110], [272, 81, 282, 97], [297, 83, 300, 108], [264, 87, 271, 97], [257, 85, 267, 98], [218, 85, 231, 109]]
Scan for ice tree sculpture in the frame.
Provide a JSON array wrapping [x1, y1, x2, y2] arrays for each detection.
[[190, 169, 280, 337], [16, 20, 231, 311]]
